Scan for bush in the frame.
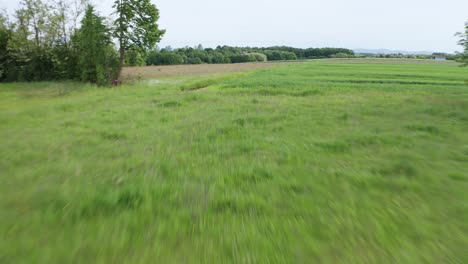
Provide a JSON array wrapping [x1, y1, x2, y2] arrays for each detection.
[[283, 52, 297, 60], [229, 54, 257, 63], [250, 52, 267, 62], [6, 47, 56, 82]]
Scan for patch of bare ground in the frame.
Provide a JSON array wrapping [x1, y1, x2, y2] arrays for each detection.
[[121, 61, 294, 81]]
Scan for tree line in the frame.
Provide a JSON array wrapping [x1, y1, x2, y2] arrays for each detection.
[[358, 53, 459, 60], [143, 46, 355, 66], [0, 0, 164, 86]]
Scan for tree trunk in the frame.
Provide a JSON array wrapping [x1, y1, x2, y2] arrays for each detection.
[[116, 0, 125, 81], [117, 45, 124, 80], [34, 25, 40, 47]]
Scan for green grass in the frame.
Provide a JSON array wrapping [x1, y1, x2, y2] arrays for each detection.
[[1, 60, 467, 263]]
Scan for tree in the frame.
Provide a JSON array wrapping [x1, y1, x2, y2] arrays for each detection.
[[0, 11, 11, 80], [113, 0, 165, 79], [0, 0, 117, 83], [74, 5, 118, 85], [17, 0, 49, 48], [47, 0, 89, 79], [456, 20, 468, 66], [48, 0, 89, 46], [9, 0, 56, 81]]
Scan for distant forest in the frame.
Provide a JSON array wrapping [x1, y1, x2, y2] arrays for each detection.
[[143, 46, 355, 66], [140, 46, 462, 67]]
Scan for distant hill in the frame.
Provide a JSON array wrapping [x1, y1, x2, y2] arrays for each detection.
[[354, 49, 434, 55]]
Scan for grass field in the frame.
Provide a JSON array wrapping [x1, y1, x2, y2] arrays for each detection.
[[1, 59, 467, 263]]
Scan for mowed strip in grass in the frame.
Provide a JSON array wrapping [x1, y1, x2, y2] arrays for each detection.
[[0, 60, 467, 263]]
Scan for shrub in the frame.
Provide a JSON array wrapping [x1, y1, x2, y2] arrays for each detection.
[[283, 52, 297, 60], [229, 54, 257, 63], [250, 52, 268, 62]]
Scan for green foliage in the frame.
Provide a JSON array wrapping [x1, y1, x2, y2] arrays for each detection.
[[210, 51, 231, 64], [457, 20, 468, 65], [74, 5, 118, 86], [185, 56, 203, 64], [0, 0, 164, 84], [1, 0, 58, 81], [250, 52, 267, 62], [125, 46, 146, 66], [22, 47, 55, 81], [0, 14, 11, 81], [229, 54, 257, 63], [146, 50, 185, 65], [263, 50, 297, 60], [113, 0, 165, 76], [17, 0, 50, 47], [303, 47, 355, 58], [331, 52, 353, 58], [144, 46, 355, 66], [0, 0, 89, 82]]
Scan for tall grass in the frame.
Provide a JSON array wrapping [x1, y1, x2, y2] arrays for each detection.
[[1, 60, 467, 263]]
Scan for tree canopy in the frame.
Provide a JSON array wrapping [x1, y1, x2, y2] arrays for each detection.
[[75, 5, 118, 86], [457, 21, 468, 65], [113, 0, 165, 78], [144, 46, 355, 66]]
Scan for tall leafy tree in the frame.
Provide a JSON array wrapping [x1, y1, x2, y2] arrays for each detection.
[[456, 20, 468, 66], [0, 12, 11, 80], [17, 0, 49, 48], [75, 5, 118, 85], [113, 0, 165, 79], [10, 0, 55, 81], [48, 0, 89, 46], [48, 0, 89, 78]]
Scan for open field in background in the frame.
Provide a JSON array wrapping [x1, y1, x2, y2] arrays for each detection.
[[321, 58, 460, 65], [1, 60, 467, 262], [121, 61, 294, 81], [121, 58, 460, 81]]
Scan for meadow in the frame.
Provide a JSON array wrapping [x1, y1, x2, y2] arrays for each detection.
[[0, 59, 467, 263]]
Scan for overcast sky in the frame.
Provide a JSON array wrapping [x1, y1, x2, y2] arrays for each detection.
[[2, 0, 467, 53]]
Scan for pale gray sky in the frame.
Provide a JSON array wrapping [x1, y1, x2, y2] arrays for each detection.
[[2, 0, 467, 53]]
